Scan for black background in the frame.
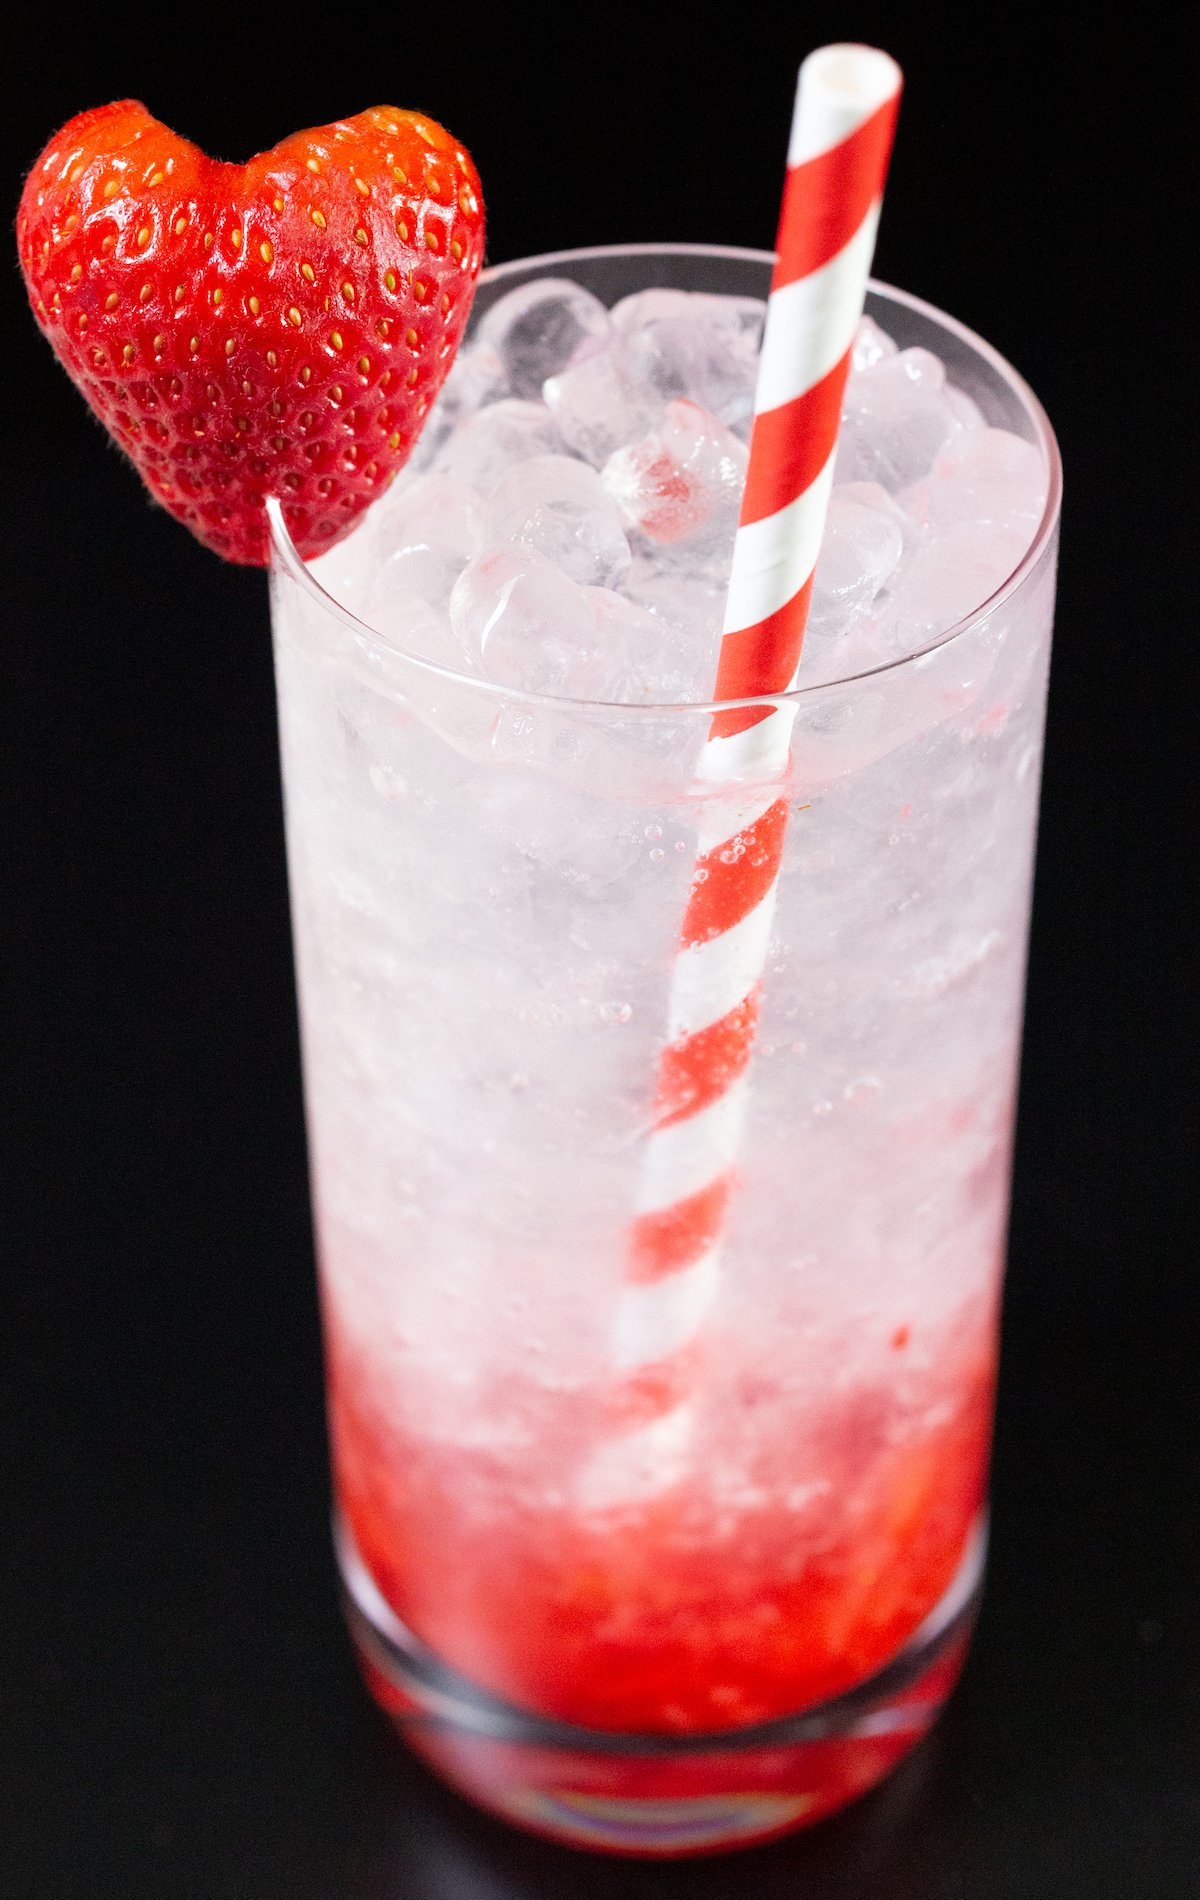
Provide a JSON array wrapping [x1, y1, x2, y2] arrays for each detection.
[[2, 8, 1196, 1896]]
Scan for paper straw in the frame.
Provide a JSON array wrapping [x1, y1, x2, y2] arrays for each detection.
[[583, 45, 902, 1508]]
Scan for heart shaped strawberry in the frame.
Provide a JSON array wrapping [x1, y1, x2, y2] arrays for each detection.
[[17, 101, 485, 564]]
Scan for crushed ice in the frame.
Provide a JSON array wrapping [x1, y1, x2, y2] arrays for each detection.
[[325, 278, 1049, 702]]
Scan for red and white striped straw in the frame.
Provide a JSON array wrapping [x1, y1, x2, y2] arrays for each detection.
[[584, 46, 902, 1509]]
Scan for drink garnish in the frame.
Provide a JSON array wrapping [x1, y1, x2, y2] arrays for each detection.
[[17, 101, 485, 563]]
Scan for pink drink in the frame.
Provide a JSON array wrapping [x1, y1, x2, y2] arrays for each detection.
[[269, 248, 1060, 1855]]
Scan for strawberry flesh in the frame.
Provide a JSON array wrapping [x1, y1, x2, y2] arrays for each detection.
[[17, 101, 485, 564]]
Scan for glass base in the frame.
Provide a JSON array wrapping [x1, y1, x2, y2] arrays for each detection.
[[336, 1514, 985, 1858]]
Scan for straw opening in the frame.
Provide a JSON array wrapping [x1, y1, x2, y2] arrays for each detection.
[[801, 44, 903, 108]]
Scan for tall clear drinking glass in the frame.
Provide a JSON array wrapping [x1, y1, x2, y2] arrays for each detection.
[[268, 245, 1061, 1858]]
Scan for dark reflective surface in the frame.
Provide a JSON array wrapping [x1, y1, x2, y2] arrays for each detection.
[[327, 1722, 959, 1899]]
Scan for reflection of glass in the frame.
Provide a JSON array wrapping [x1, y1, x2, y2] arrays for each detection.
[[332, 1717, 952, 1900], [270, 246, 1060, 1856]]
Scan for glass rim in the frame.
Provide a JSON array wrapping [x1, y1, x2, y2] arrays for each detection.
[[268, 243, 1062, 718]]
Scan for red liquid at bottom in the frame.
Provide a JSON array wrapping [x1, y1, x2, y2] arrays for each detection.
[[329, 1327, 993, 1855], [350, 1581, 975, 1856]]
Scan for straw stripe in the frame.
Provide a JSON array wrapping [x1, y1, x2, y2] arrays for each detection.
[[775, 101, 899, 284], [741, 350, 852, 525], [613, 1245, 722, 1368], [627, 1178, 733, 1283], [785, 44, 903, 167], [582, 46, 901, 1510], [708, 586, 815, 741], [682, 797, 791, 941], [693, 776, 784, 844], [655, 991, 761, 1128], [719, 451, 837, 638], [753, 208, 881, 413], [615, 1368, 698, 1428], [665, 894, 779, 1041], [695, 723, 794, 785], [634, 1077, 753, 1216]]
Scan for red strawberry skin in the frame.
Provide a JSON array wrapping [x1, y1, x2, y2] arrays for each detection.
[[17, 101, 485, 564]]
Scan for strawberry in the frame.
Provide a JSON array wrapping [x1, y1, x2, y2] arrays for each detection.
[[17, 101, 485, 564]]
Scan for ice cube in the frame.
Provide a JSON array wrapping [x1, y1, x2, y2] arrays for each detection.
[[581, 585, 687, 703], [809, 487, 906, 631], [473, 771, 644, 889], [406, 342, 506, 475], [443, 336, 507, 415], [435, 399, 565, 498], [851, 314, 897, 373], [605, 584, 721, 704], [886, 347, 946, 392], [543, 350, 660, 467], [609, 289, 766, 433], [880, 519, 1034, 645], [362, 587, 463, 670], [452, 559, 718, 713], [475, 278, 612, 398], [610, 287, 695, 332], [837, 347, 963, 491], [450, 544, 601, 696], [602, 400, 747, 567], [405, 406, 454, 478], [944, 386, 986, 433], [487, 454, 631, 588], [797, 487, 908, 682], [690, 291, 767, 351], [836, 480, 924, 561], [622, 562, 725, 696], [789, 623, 996, 783], [624, 560, 726, 650], [367, 474, 485, 610], [926, 428, 1048, 532]]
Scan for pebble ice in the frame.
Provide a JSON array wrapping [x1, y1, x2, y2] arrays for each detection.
[[317, 278, 1049, 704]]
